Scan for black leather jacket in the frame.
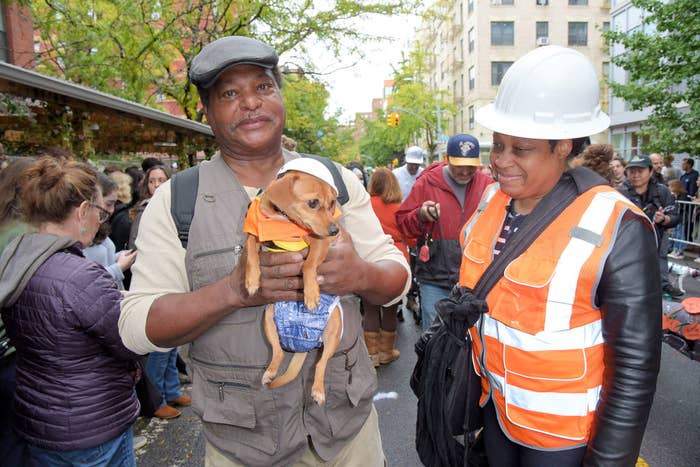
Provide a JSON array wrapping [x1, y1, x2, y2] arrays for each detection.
[[584, 210, 662, 466]]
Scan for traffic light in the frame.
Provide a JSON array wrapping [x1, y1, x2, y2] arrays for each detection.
[[386, 112, 400, 128]]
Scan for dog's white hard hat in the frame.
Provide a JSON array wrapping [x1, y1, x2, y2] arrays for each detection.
[[475, 45, 610, 140], [278, 158, 339, 196]]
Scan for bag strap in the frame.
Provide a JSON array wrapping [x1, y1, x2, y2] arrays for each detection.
[[170, 165, 200, 249]]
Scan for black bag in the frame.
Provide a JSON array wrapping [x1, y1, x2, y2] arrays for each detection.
[[411, 287, 489, 467]]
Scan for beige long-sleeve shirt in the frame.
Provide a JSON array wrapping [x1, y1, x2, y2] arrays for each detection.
[[119, 163, 411, 354]]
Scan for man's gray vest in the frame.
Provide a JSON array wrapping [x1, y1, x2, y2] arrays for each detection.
[[183, 154, 377, 466]]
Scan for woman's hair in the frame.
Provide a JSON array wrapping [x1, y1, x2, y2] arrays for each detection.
[[612, 155, 626, 167], [571, 143, 615, 183], [668, 179, 687, 197], [97, 172, 117, 198], [19, 157, 98, 226], [138, 164, 171, 200], [368, 167, 403, 204], [0, 157, 35, 226], [109, 171, 133, 205]]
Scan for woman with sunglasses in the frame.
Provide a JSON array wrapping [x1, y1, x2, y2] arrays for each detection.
[[0, 157, 140, 466]]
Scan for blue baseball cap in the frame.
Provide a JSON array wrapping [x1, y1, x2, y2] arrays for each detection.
[[446, 134, 480, 167]]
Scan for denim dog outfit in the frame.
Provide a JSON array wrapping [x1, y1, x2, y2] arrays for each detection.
[[242, 164, 343, 353]]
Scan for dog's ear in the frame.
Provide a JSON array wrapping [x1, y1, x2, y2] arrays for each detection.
[[260, 173, 298, 217]]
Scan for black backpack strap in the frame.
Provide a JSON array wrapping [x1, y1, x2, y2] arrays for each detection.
[[298, 153, 350, 206], [170, 165, 200, 249]]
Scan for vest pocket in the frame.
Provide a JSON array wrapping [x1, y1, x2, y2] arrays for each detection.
[[323, 339, 377, 436], [191, 363, 279, 455]]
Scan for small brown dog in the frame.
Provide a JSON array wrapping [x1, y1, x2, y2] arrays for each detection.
[[243, 158, 342, 405]]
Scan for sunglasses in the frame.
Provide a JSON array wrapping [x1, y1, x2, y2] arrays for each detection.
[[90, 203, 110, 223]]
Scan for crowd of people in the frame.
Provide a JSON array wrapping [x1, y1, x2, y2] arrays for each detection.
[[0, 35, 690, 467]]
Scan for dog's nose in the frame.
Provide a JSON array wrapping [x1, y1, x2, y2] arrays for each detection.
[[328, 223, 339, 236]]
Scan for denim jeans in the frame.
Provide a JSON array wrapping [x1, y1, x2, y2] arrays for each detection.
[[672, 223, 687, 253], [146, 349, 181, 406], [27, 427, 135, 467], [418, 283, 451, 332]]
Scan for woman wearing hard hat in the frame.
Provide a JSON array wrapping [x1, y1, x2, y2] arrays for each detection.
[[459, 46, 661, 466]]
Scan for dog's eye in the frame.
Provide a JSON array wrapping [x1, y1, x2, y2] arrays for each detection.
[[307, 199, 320, 209]]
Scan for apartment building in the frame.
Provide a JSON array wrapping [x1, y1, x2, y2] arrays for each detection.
[[608, 0, 652, 159], [418, 0, 611, 153]]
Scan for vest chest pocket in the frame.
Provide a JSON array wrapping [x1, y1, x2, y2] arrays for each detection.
[[188, 241, 243, 291], [191, 362, 280, 455]]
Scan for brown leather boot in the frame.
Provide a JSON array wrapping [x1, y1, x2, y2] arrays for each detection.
[[363, 331, 380, 367], [378, 330, 400, 364], [153, 404, 181, 420]]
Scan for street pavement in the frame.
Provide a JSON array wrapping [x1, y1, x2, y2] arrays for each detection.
[[135, 291, 699, 466]]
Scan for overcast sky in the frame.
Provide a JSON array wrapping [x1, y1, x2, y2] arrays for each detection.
[[307, 13, 421, 123]]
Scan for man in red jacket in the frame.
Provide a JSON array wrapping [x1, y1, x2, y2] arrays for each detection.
[[396, 134, 493, 331]]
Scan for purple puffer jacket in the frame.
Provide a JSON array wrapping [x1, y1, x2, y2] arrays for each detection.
[[1, 243, 139, 451]]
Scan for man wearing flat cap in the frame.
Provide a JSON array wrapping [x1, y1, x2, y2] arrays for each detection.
[[120, 36, 410, 466], [618, 154, 682, 297], [396, 134, 493, 331]]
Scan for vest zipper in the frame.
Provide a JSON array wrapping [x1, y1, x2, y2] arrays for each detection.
[[206, 380, 252, 401], [191, 354, 267, 369], [192, 244, 243, 259]]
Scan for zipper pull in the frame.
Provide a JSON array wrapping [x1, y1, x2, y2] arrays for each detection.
[[218, 383, 225, 402]]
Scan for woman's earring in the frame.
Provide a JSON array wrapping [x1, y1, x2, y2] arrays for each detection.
[[79, 226, 88, 235]]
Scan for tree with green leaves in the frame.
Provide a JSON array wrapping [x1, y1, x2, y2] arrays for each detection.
[[358, 40, 453, 166], [605, 0, 700, 156], [31, 0, 418, 122], [281, 73, 357, 161]]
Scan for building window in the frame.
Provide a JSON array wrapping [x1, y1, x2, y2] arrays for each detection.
[[569, 0, 588, 5], [491, 22, 514, 46], [0, 7, 7, 63], [491, 62, 513, 85], [536, 0, 549, 5], [468, 0, 475, 14], [568, 22, 588, 46], [536, 22, 549, 39], [468, 106, 475, 130], [492, 0, 514, 4], [469, 66, 476, 90], [468, 28, 475, 53]]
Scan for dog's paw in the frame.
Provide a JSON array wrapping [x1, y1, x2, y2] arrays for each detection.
[[311, 386, 326, 406], [304, 288, 321, 311], [261, 370, 276, 387]]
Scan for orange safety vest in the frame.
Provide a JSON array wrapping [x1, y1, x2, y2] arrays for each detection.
[[459, 184, 650, 449]]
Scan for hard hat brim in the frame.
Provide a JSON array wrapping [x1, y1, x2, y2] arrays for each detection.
[[476, 103, 610, 140]]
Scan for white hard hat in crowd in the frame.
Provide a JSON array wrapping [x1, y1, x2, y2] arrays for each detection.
[[475, 45, 610, 140], [404, 146, 425, 164]]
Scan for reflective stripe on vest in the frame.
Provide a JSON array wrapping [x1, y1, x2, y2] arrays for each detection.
[[461, 185, 649, 449]]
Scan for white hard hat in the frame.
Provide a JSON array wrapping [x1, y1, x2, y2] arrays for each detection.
[[475, 45, 610, 140], [277, 158, 338, 196], [405, 146, 425, 164]]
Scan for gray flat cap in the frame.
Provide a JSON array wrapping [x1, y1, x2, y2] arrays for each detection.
[[189, 36, 278, 89]]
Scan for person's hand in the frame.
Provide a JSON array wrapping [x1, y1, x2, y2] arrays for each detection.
[[419, 200, 440, 222], [117, 249, 137, 271], [653, 207, 668, 225], [316, 227, 365, 297], [229, 247, 305, 308]]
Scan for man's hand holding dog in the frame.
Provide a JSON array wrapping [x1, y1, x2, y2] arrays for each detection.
[[230, 249, 305, 307]]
